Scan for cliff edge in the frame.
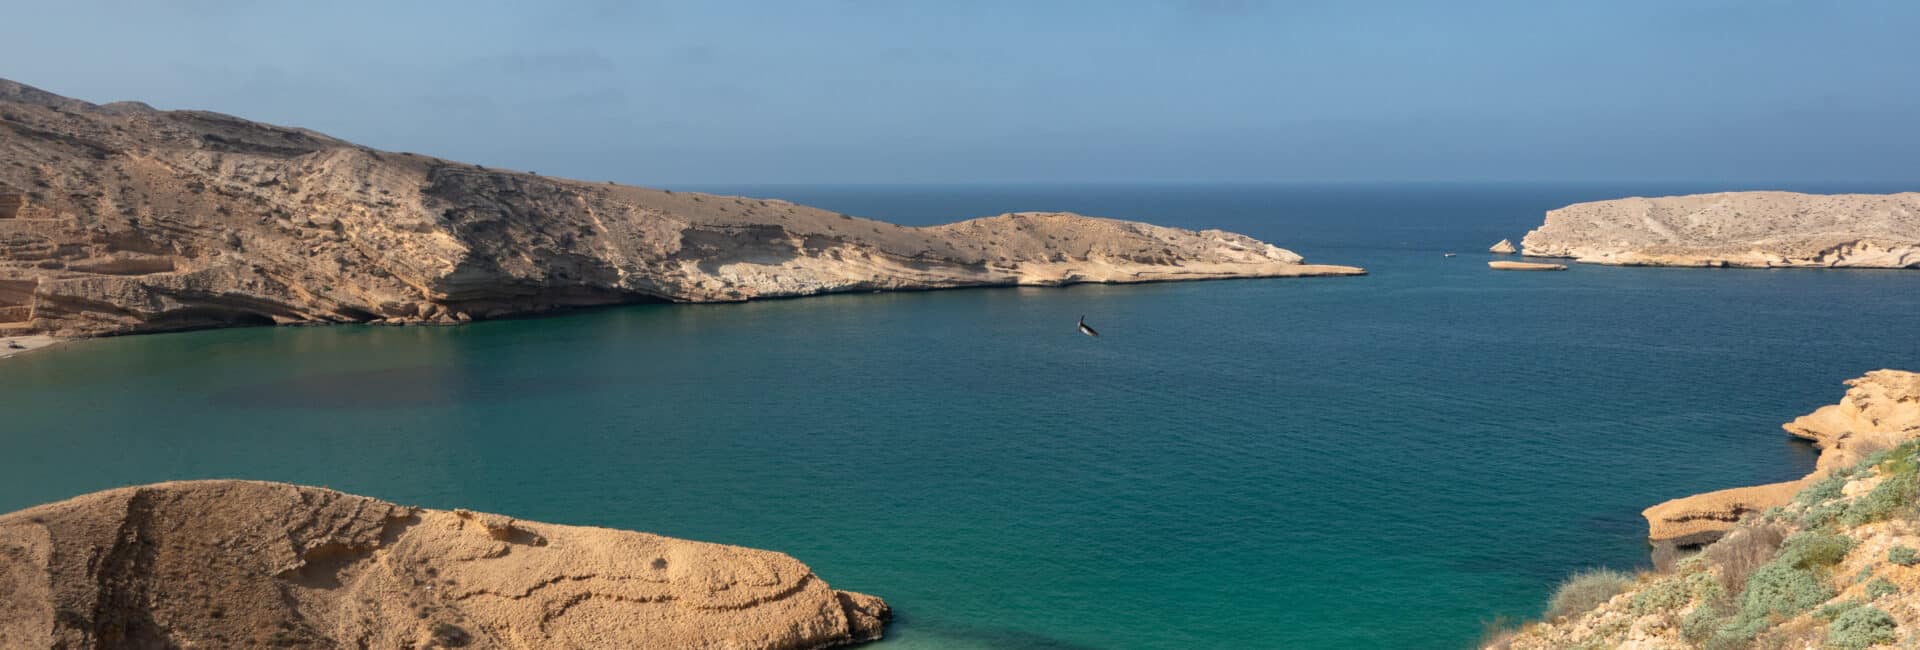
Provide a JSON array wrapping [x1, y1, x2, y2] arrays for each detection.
[[1519, 191, 1920, 268], [1643, 370, 1920, 549], [0, 78, 1361, 338], [1493, 371, 1920, 650], [0, 480, 887, 649]]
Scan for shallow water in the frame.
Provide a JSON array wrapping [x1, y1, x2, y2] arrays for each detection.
[[2, 184, 1916, 648]]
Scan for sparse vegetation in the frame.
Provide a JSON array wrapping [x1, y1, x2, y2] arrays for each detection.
[[1546, 568, 1635, 619], [1826, 605, 1897, 649], [1515, 441, 1920, 648], [1866, 577, 1897, 600]]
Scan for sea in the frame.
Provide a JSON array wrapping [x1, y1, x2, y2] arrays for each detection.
[[2, 183, 1916, 648]]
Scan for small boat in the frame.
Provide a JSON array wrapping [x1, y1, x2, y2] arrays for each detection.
[[1443, 252, 1458, 257], [1077, 315, 1100, 338]]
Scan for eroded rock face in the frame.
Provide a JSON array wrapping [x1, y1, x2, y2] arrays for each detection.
[[0, 78, 1362, 338], [1489, 239, 1517, 254], [1642, 370, 1920, 547], [1519, 191, 1920, 268], [0, 481, 888, 649]]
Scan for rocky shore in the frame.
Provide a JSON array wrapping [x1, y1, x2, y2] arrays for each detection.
[[0, 481, 887, 649], [1493, 370, 1920, 649], [1517, 191, 1920, 268], [1643, 370, 1920, 552], [0, 78, 1361, 340]]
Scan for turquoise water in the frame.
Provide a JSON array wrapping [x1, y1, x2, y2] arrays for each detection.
[[2, 184, 1917, 648]]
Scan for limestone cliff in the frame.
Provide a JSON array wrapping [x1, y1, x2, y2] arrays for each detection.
[[0, 78, 1362, 338], [0, 480, 888, 649], [1519, 191, 1920, 268], [1492, 371, 1920, 650], [1643, 370, 1920, 549]]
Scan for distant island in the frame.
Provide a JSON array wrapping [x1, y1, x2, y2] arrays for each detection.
[[0, 480, 887, 648], [0, 78, 1361, 340], [1517, 191, 1919, 268]]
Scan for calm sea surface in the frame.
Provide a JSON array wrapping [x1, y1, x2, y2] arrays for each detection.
[[3, 184, 1917, 648]]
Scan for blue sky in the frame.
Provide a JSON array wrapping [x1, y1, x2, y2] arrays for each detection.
[[3, 0, 1916, 185]]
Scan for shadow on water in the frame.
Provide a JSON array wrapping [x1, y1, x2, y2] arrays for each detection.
[[887, 611, 1105, 650]]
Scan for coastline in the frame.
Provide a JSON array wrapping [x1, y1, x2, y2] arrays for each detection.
[[0, 334, 62, 359]]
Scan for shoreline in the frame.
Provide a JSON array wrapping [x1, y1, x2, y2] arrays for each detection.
[[0, 335, 63, 360]]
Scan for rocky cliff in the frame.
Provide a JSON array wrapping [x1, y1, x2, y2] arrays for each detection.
[[0, 480, 888, 649], [1492, 370, 1920, 650], [0, 78, 1361, 338], [1643, 370, 1920, 551], [1518, 191, 1920, 268]]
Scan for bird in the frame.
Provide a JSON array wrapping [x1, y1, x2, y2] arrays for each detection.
[[1077, 315, 1100, 338]]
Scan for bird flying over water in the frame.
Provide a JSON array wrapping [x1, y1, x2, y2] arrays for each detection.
[[1078, 315, 1099, 338]]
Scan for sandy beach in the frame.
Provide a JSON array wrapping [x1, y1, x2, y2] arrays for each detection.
[[0, 335, 62, 359]]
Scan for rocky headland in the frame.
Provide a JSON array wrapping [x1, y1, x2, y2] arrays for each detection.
[[1517, 191, 1920, 268], [1492, 370, 1920, 649], [0, 78, 1361, 340], [0, 480, 888, 649], [1643, 370, 1920, 552], [1488, 260, 1566, 271]]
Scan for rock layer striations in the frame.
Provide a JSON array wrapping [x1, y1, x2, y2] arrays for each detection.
[[0, 480, 888, 649], [0, 78, 1361, 338], [1519, 191, 1920, 268]]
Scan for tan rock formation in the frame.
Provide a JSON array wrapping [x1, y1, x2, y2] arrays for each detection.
[[1487, 260, 1566, 271], [0, 480, 887, 649], [0, 78, 1362, 338], [1642, 370, 1920, 546], [1519, 191, 1920, 268], [1489, 238, 1518, 254]]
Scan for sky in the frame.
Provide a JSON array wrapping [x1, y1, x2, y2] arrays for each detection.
[[2, 0, 1917, 185]]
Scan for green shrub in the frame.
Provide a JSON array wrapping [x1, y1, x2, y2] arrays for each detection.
[[1631, 577, 1691, 615], [1816, 599, 1862, 621], [1776, 530, 1855, 569], [1546, 568, 1635, 619], [1889, 545, 1919, 566], [1736, 562, 1834, 626], [1826, 605, 1897, 650], [1797, 474, 1848, 505], [1865, 577, 1897, 599], [1681, 601, 1730, 644], [1687, 570, 1726, 604], [1841, 465, 1916, 527]]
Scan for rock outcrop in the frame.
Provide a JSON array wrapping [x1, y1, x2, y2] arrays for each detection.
[[1644, 370, 1920, 548], [0, 78, 1362, 338], [1493, 371, 1920, 650], [1490, 239, 1518, 254], [1487, 260, 1565, 271], [0, 480, 888, 649], [1519, 191, 1920, 268]]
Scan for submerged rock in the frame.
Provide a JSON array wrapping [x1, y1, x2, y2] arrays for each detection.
[[1519, 191, 1920, 268], [0, 480, 888, 649], [0, 78, 1362, 338]]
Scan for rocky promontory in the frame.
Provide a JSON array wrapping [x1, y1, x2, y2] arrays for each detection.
[[1518, 191, 1920, 268], [0, 480, 888, 649], [0, 78, 1361, 339], [1492, 370, 1920, 649], [1642, 370, 1920, 550]]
